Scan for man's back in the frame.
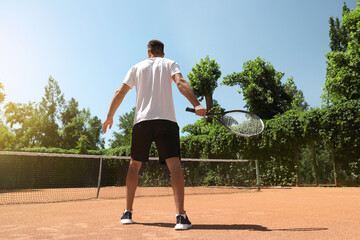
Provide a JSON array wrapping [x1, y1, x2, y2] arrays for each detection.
[[124, 57, 181, 125]]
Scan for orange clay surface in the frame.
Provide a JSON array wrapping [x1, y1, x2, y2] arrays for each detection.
[[0, 187, 359, 240]]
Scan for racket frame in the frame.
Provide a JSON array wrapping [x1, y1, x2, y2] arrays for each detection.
[[186, 107, 264, 138]]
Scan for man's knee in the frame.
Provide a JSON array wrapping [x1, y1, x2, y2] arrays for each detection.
[[129, 159, 142, 172], [166, 157, 183, 176]]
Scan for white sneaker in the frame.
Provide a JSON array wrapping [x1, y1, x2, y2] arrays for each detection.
[[120, 210, 133, 224], [175, 212, 192, 230]]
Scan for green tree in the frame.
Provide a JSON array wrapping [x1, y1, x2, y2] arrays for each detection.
[[110, 107, 135, 148], [284, 77, 309, 111], [187, 56, 221, 111], [0, 122, 15, 149], [328, 2, 350, 52], [76, 134, 89, 154], [61, 98, 104, 150], [38, 76, 65, 147], [2, 78, 104, 150], [323, 2, 360, 104], [223, 57, 307, 119], [4, 101, 42, 148], [0, 82, 5, 104], [85, 115, 105, 150], [60, 98, 84, 149], [0, 84, 16, 149]]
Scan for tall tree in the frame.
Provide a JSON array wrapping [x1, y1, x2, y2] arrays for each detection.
[[328, 3, 350, 52], [223, 57, 307, 119], [187, 56, 221, 111], [60, 98, 83, 149], [323, 2, 359, 104], [39, 76, 65, 147]]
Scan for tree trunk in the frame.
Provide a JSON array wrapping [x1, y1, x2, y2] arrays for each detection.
[[311, 141, 319, 186], [205, 95, 213, 112], [330, 142, 339, 187]]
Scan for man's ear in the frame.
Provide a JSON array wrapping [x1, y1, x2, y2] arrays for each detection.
[[147, 50, 151, 58], [161, 53, 165, 58]]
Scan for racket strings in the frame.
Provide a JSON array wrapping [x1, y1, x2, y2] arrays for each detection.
[[221, 112, 263, 136]]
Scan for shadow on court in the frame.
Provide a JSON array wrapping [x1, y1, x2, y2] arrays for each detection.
[[135, 222, 328, 232]]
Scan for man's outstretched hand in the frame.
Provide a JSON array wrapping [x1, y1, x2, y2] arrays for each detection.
[[103, 118, 113, 134]]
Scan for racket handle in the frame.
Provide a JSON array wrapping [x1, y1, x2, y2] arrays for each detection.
[[185, 107, 195, 113]]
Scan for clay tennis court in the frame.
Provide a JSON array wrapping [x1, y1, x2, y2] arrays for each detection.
[[1, 187, 359, 239]]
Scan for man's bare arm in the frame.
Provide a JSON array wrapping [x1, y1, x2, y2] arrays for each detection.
[[103, 83, 131, 133], [172, 73, 206, 117]]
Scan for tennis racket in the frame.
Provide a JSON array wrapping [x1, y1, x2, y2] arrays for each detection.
[[186, 107, 264, 137]]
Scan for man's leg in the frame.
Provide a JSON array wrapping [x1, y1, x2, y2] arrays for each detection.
[[165, 157, 185, 215], [126, 158, 142, 211]]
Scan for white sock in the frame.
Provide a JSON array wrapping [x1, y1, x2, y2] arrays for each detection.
[[176, 211, 186, 217]]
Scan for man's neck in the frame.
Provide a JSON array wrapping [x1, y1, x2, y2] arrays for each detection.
[[148, 55, 162, 58]]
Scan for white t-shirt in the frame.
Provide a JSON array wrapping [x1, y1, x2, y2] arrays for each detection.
[[123, 57, 181, 125]]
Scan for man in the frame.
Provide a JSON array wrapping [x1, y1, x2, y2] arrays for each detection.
[[103, 40, 206, 230]]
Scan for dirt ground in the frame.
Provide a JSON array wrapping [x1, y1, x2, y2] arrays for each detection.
[[0, 187, 359, 240]]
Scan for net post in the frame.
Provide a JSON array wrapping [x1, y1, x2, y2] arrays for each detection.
[[255, 159, 260, 191], [96, 157, 103, 199]]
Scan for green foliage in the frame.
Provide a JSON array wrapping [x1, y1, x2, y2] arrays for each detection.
[[320, 100, 360, 146], [223, 57, 308, 119], [299, 143, 333, 184], [258, 157, 297, 186], [85, 116, 105, 150], [61, 98, 104, 150], [101, 146, 131, 156], [61, 98, 82, 149], [324, 3, 360, 104], [284, 77, 309, 111], [18, 146, 130, 156], [2, 77, 104, 150], [300, 108, 323, 141], [265, 110, 303, 146], [0, 123, 15, 150], [20, 147, 79, 154], [188, 56, 221, 111], [349, 159, 360, 184], [4, 101, 42, 148], [0, 82, 5, 104], [76, 135, 89, 154], [180, 99, 360, 186], [181, 118, 244, 159], [38, 76, 65, 147], [110, 107, 135, 148]]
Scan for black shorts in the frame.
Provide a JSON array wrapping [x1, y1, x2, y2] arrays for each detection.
[[131, 119, 180, 165]]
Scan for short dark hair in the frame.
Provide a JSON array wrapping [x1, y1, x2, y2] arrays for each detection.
[[147, 40, 164, 56]]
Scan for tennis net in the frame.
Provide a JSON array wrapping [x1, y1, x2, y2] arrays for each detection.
[[0, 151, 259, 205]]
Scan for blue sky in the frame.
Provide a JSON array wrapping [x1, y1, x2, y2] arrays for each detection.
[[0, 0, 358, 146]]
